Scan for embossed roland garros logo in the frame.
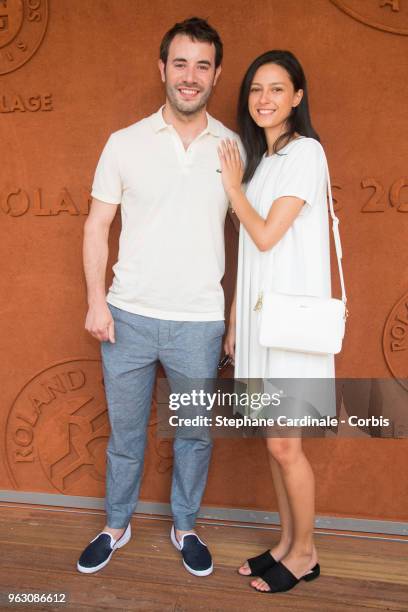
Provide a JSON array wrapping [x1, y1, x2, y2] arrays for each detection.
[[0, 0, 48, 75], [5, 359, 170, 494], [383, 292, 408, 392], [5, 359, 110, 494], [330, 0, 408, 35]]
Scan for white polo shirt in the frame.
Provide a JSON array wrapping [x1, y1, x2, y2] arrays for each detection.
[[91, 106, 239, 321]]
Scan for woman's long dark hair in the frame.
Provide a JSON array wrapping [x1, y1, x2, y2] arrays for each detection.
[[238, 50, 320, 183]]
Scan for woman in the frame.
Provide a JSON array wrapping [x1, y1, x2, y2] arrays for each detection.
[[218, 50, 335, 593]]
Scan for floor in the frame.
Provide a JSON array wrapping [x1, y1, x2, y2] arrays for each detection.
[[0, 504, 407, 611]]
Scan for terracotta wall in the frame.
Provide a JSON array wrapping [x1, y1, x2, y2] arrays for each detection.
[[1, 0, 407, 522]]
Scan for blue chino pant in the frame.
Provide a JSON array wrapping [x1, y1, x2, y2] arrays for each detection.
[[101, 304, 224, 530]]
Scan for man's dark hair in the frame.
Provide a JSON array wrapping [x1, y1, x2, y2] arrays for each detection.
[[159, 17, 223, 68]]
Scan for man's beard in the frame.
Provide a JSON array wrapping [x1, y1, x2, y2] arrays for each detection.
[[165, 82, 212, 116]]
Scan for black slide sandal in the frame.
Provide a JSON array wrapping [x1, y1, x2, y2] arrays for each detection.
[[240, 550, 277, 577], [254, 561, 320, 593]]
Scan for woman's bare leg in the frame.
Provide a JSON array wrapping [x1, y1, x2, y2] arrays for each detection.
[[251, 436, 318, 591], [238, 441, 293, 575]]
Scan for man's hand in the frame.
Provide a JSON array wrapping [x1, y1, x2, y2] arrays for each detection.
[[85, 301, 115, 343]]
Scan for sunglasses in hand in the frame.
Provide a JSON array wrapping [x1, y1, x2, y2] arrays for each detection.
[[217, 354, 234, 372]]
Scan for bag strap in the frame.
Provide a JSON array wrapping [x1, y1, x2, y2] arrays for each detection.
[[326, 162, 347, 307]]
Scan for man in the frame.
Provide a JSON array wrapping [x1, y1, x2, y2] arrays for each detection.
[[77, 17, 239, 576]]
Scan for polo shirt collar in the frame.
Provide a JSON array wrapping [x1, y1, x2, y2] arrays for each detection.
[[151, 106, 221, 138], [206, 113, 221, 137], [151, 106, 168, 132]]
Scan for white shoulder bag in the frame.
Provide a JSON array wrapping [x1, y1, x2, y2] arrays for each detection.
[[255, 164, 348, 355]]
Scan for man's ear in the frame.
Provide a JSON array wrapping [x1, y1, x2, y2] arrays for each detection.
[[213, 65, 222, 87], [158, 59, 166, 83]]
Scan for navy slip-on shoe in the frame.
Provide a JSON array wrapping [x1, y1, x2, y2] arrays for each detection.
[[170, 525, 213, 576], [77, 524, 131, 574]]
